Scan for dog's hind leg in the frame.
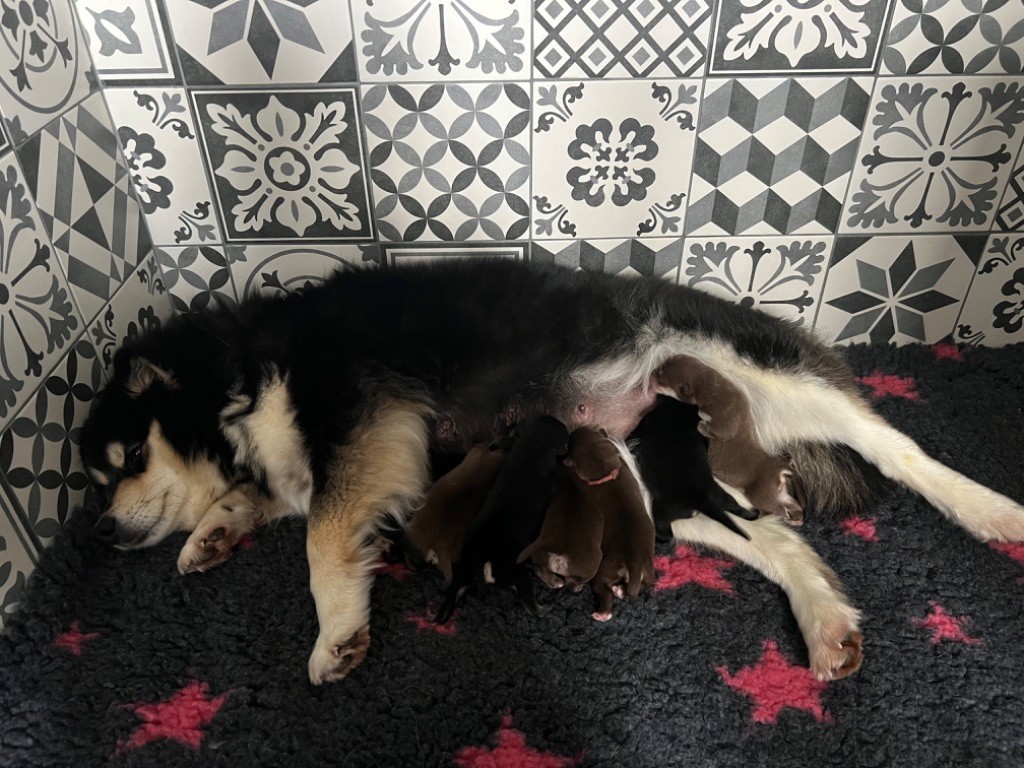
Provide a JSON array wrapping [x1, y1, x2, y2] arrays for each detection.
[[306, 397, 431, 685], [671, 514, 863, 681]]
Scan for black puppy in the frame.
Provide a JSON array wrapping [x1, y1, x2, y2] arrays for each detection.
[[631, 396, 756, 542], [435, 415, 569, 623]]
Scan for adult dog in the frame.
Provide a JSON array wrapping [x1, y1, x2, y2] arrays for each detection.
[[80, 257, 1024, 684]]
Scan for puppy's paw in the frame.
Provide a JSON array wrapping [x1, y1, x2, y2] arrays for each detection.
[[592, 611, 613, 622], [308, 625, 371, 685], [810, 629, 863, 681], [611, 584, 625, 600], [177, 524, 246, 575]]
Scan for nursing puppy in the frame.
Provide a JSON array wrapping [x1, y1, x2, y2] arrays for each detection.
[[518, 427, 612, 592], [655, 355, 804, 525], [436, 416, 569, 624], [403, 442, 505, 582], [631, 396, 756, 542]]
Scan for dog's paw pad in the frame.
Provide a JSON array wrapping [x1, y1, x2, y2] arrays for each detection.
[[812, 630, 864, 681], [177, 526, 241, 575], [592, 611, 613, 622], [611, 585, 625, 599]]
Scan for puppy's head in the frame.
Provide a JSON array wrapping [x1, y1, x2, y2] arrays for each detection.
[[565, 427, 620, 485], [519, 548, 592, 592], [655, 356, 700, 402], [81, 339, 234, 549]]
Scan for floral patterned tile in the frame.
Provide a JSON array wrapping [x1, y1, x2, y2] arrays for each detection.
[[164, 0, 356, 84], [383, 242, 526, 267], [192, 88, 373, 242], [882, 0, 1024, 75], [681, 237, 832, 326], [0, 0, 96, 143], [106, 87, 222, 246], [842, 78, 1024, 234], [228, 243, 372, 298], [0, 155, 84, 431], [88, 259, 173, 373], [353, 0, 528, 81], [155, 246, 238, 312], [814, 235, 985, 345], [75, 0, 179, 83], [0, 336, 104, 549], [531, 80, 699, 240], [0, 485, 37, 628], [363, 83, 530, 241], [708, 0, 894, 74], [531, 239, 683, 282], [955, 235, 1024, 347]]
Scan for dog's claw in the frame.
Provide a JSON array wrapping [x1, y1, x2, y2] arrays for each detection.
[[811, 630, 863, 681], [308, 626, 370, 685]]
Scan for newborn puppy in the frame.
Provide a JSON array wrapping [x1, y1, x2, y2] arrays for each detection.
[[518, 427, 613, 592], [403, 443, 506, 582], [631, 396, 756, 542], [589, 438, 656, 621], [436, 415, 570, 624], [655, 355, 804, 525]]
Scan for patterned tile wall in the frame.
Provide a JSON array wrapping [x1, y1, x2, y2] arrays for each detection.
[[1, 0, 1023, 621]]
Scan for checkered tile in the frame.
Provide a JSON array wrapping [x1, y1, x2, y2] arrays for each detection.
[[531, 238, 682, 281]]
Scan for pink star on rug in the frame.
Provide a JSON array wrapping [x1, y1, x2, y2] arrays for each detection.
[[52, 621, 99, 655], [407, 610, 457, 635], [237, 532, 255, 550], [717, 640, 831, 725], [654, 545, 735, 594], [931, 342, 965, 362], [857, 372, 921, 401], [990, 542, 1024, 568], [116, 680, 228, 753], [375, 561, 413, 582], [840, 515, 878, 542], [912, 601, 980, 645], [454, 715, 580, 768]]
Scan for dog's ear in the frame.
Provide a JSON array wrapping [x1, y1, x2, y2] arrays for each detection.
[[598, 428, 608, 438], [124, 357, 179, 398], [517, 539, 543, 565]]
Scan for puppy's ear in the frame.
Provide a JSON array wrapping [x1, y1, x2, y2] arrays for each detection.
[[598, 428, 608, 438], [124, 357, 179, 398], [562, 455, 575, 468], [517, 540, 543, 565]]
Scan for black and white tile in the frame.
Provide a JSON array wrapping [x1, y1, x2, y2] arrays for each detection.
[[383, 242, 526, 267], [88, 262, 173, 373], [16, 92, 152, 323], [0, 155, 83, 429], [227, 243, 370, 297], [843, 78, 1024, 233], [76, 0, 179, 83], [353, 0, 528, 81], [531, 238, 683, 282], [0, 485, 36, 628], [193, 88, 373, 242], [531, 80, 698, 240], [164, 0, 356, 84], [687, 77, 871, 236], [106, 87, 222, 245], [815, 235, 984, 344], [709, 0, 893, 74], [996, 159, 1024, 231], [534, 0, 711, 78], [682, 237, 832, 325], [155, 245, 237, 312], [955, 234, 1024, 347], [363, 83, 530, 241]]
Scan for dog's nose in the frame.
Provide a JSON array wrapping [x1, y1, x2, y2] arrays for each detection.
[[94, 516, 117, 543]]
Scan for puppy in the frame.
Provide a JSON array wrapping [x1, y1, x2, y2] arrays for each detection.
[[631, 396, 756, 542], [518, 427, 613, 592], [435, 415, 569, 624], [403, 442, 505, 582], [588, 438, 656, 621], [655, 355, 804, 525]]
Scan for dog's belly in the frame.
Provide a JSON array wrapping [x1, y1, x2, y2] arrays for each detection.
[[564, 383, 658, 441]]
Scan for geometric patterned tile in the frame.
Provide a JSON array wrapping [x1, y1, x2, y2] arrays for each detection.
[[815, 235, 985, 345], [75, 0, 179, 83], [16, 93, 152, 323], [155, 245, 237, 312], [0, 336, 104, 548], [996, 156, 1024, 231], [843, 78, 1024, 233], [363, 83, 530, 241], [354, 0, 528, 81], [383, 242, 527, 268], [531, 239, 683, 282], [88, 262, 173, 374], [0, 484, 36, 628], [534, 0, 711, 78], [686, 77, 871, 236], [0, 0, 95, 142], [165, 0, 355, 85], [883, 0, 1024, 75], [682, 236, 833, 325], [955, 235, 1024, 347], [192, 88, 374, 242], [0, 155, 84, 430], [531, 80, 698, 239], [105, 87, 222, 245], [227, 243, 369, 298]]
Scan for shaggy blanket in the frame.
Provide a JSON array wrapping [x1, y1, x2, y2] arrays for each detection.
[[1, 343, 1023, 768]]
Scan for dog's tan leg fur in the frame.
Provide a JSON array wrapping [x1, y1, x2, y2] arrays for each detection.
[[306, 397, 431, 685]]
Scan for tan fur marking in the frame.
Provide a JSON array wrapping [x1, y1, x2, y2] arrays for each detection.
[[125, 358, 178, 398]]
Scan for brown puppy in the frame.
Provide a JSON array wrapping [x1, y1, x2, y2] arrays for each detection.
[[655, 355, 803, 525], [518, 427, 614, 592], [403, 443, 505, 582]]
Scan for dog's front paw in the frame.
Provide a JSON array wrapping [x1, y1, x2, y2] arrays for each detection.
[[177, 524, 246, 575], [308, 625, 371, 685], [810, 629, 863, 681]]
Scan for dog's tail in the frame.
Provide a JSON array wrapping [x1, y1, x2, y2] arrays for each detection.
[[786, 441, 888, 517]]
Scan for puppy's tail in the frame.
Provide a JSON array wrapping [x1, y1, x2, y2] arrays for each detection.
[[786, 441, 888, 516]]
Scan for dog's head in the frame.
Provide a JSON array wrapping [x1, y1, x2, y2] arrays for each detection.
[[80, 325, 236, 549], [565, 427, 620, 485]]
